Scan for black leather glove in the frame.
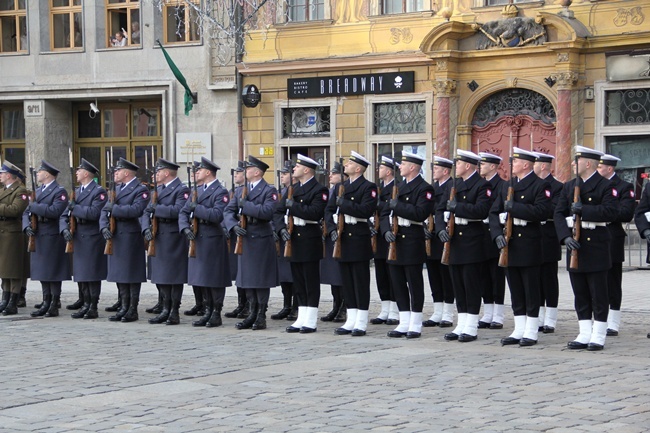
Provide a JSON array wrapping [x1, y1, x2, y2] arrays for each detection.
[[495, 235, 507, 250], [233, 225, 247, 237], [438, 229, 450, 243], [423, 226, 433, 240], [223, 226, 230, 239], [24, 226, 36, 237], [644, 229, 650, 244], [286, 198, 294, 209], [188, 201, 197, 212], [101, 227, 113, 240], [564, 237, 580, 251], [239, 196, 246, 210], [67, 200, 76, 212], [143, 228, 154, 241], [336, 196, 344, 207], [369, 226, 378, 237], [503, 200, 514, 213], [330, 230, 338, 242], [280, 228, 291, 242], [571, 201, 583, 216], [103, 202, 113, 213], [145, 204, 156, 215], [182, 227, 195, 241], [446, 199, 457, 213], [389, 198, 398, 210], [62, 229, 73, 242], [384, 231, 396, 243]]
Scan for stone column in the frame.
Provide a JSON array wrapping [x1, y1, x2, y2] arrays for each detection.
[[433, 79, 456, 159], [553, 71, 577, 182]]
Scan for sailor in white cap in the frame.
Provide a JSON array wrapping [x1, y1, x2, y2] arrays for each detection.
[[554, 145, 618, 351], [597, 154, 635, 337]]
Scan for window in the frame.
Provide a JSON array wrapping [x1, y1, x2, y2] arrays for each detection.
[[0, 0, 27, 53], [0, 106, 26, 174], [286, 0, 325, 22], [373, 101, 426, 134], [163, 0, 200, 44], [50, 0, 83, 50], [106, 0, 140, 48], [282, 106, 331, 138], [381, 0, 427, 14], [605, 88, 650, 126]]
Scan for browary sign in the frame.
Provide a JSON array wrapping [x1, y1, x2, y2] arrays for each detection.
[[288, 72, 415, 99]]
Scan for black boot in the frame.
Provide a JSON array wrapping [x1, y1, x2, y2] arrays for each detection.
[[31, 294, 51, 317], [286, 295, 298, 321], [66, 286, 84, 310], [192, 289, 212, 327], [320, 301, 340, 322], [272, 283, 292, 320], [333, 301, 347, 323], [271, 306, 291, 320], [206, 302, 223, 328], [0, 291, 9, 313], [71, 287, 91, 319], [105, 296, 121, 312], [109, 288, 130, 321], [121, 287, 140, 322], [2, 293, 18, 316], [252, 303, 268, 330], [166, 298, 181, 325], [149, 299, 170, 324], [17, 287, 26, 308], [45, 295, 60, 317], [146, 291, 163, 314], [84, 295, 99, 319], [236, 300, 257, 329], [184, 286, 203, 316], [225, 290, 245, 318]]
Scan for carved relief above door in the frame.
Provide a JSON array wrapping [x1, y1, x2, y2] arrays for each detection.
[[471, 89, 557, 180]]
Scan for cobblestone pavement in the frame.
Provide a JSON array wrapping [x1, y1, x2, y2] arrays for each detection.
[[1, 266, 649, 432]]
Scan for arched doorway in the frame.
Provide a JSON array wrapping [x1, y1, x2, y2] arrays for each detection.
[[471, 89, 556, 179]]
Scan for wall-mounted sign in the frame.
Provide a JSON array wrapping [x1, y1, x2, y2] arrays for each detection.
[[288, 71, 415, 99], [606, 53, 650, 82], [176, 133, 212, 163], [24, 100, 44, 117]]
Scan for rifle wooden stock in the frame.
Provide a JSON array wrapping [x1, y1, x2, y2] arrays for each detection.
[[147, 187, 158, 257], [234, 185, 248, 255], [569, 185, 581, 270], [387, 184, 399, 262], [188, 188, 198, 258], [440, 186, 456, 265], [65, 186, 76, 254], [27, 188, 37, 253], [425, 214, 434, 257], [104, 189, 116, 256], [371, 186, 380, 254], [283, 184, 294, 258], [498, 186, 514, 268], [321, 219, 327, 256], [332, 184, 345, 259]]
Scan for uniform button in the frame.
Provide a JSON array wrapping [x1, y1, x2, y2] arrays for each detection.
[[518, 233, 522, 237], [521, 195, 524, 199], [406, 197, 409, 201], [402, 235, 406, 238], [297, 233, 301, 237], [300, 199, 303, 202], [463, 196, 466, 199], [588, 198, 592, 202], [459, 232, 463, 236], [351, 197, 355, 200], [348, 233, 352, 236], [587, 237, 591, 241]]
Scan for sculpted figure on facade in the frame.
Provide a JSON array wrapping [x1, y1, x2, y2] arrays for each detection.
[[473, 16, 547, 50], [336, 0, 366, 24]]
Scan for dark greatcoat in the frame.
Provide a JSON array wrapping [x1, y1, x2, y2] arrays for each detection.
[[179, 180, 231, 288], [58, 181, 108, 282], [324, 176, 377, 263], [99, 179, 149, 283], [488, 172, 551, 267], [22, 181, 71, 282], [374, 179, 394, 261], [606, 174, 635, 264], [634, 183, 650, 263], [540, 175, 563, 263], [0, 181, 29, 279], [429, 177, 452, 261], [482, 174, 504, 260], [320, 185, 342, 286], [554, 172, 619, 273], [275, 186, 293, 283], [224, 178, 279, 288], [380, 175, 434, 266], [140, 177, 190, 285]]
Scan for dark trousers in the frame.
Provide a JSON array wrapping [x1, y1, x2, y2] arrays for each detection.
[[539, 261, 559, 308], [426, 259, 453, 304], [80, 281, 101, 300], [116, 283, 141, 294], [245, 288, 270, 305], [389, 263, 425, 313], [569, 270, 609, 322], [449, 264, 482, 315], [374, 258, 394, 301], [481, 257, 506, 304], [506, 265, 541, 317], [291, 261, 321, 307], [1, 278, 22, 294], [607, 262, 623, 310], [339, 261, 370, 310], [41, 281, 62, 297]]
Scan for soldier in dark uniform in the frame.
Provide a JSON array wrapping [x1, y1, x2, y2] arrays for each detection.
[[490, 147, 551, 346], [320, 162, 346, 323], [477, 152, 506, 330], [533, 152, 563, 333], [224, 155, 279, 330], [272, 160, 295, 321], [0, 162, 30, 316], [183, 161, 205, 316], [423, 156, 455, 328], [370, 156, 398, 325], [554, 145, 618, 351], [381, 151, 433, 339], [59, 158, 107, 319], [597, 154, 635, 337], [22, 160, 71, 317], [179, 157, 231, 328], [100, 157, 149, 323], [141, 158, 190, 325], [325, 151, 377, 336], [634, 180, 650, 339], [437, 150, 492, 342], [276, 154, 328, 333]]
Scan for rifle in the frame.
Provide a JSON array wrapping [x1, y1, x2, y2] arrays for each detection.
[[188, 165, 198, 258], [425, 211, 434, 257], [147, 163, 158, 257], [498, 153, 514, 268], [440, 163, 456, 265], [275, 168, 282, 256], [284, 182, 294, 258], [371, 185, 381, 254], [65, 165, 76, 254], [104, 153, 116, 256], [332, 164, 346, 259], [27, 166, 37, 253], [234, 184, 248, 255], [569, 155, 581, 270], [387, 182, 399, 261]]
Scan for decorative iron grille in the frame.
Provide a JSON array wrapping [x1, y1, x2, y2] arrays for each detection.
[[373, 101, 426, 134], [282, 107, 330, 137], [472, 89, 556, 127], [606, 89, 650, 126]]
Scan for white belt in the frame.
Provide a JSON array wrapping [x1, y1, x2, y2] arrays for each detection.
[[540, 219, 553, 225], [454, 217, 483, 226], [397, 216, 422, 227], [290, 216, 319, 226], [566, 217, 607, 230], [513, 218, 529, 227], [333, 214, 366, 225]]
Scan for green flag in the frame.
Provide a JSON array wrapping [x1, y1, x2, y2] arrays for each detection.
[[157, 40, 194, 116]]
